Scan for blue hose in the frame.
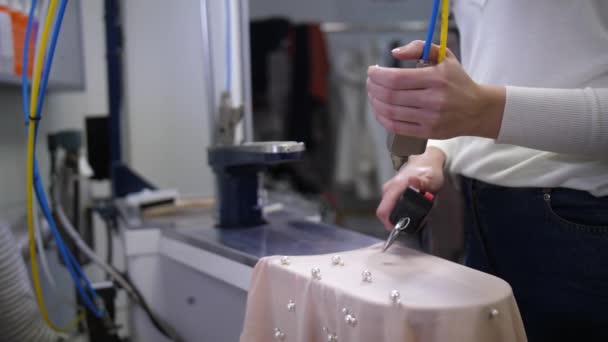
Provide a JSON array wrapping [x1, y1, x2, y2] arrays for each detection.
[[34, 0, 103, 318], [422, 0, 441, 61], [23, 0, 103, 318], [33, 165, 103, 316], [35, 0, 67, 119]]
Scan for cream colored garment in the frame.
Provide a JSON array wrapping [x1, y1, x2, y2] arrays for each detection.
[[240, 244, 527, 342]]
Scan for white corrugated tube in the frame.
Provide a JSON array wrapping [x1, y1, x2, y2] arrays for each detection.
[[0, 222, 58, 342]]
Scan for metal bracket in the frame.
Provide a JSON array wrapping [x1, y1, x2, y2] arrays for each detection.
[[217, 92, 244, 146]]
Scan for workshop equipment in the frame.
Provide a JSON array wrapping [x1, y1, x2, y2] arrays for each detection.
[[382, 186, 434, 252], [208, 141, 305, 228], [49, 130, 96, 265]]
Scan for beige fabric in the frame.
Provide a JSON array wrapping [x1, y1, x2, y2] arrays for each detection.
[[240, 244, 527, 342]]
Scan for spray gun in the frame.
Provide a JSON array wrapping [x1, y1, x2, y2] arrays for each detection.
[[382, 0, 450, 250], [382, 60, 436, 251]]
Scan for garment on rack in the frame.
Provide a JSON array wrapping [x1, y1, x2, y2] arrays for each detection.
[[251, 18, 291, 110], [250, 18, 291, 143], [309, 26, 329, 104], [287, 24, 330, 151], [333, 48, 376, 199], [250, 20, 333, 194], [331, 38, 404, 198]]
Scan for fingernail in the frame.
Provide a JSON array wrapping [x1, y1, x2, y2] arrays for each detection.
[[392, 48, 401, 53]]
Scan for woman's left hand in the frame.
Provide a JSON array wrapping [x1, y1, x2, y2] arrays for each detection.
[[367, 40, 506, 140]]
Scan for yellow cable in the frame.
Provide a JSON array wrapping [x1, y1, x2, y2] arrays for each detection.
[[438, 0, 450, 63], [64, 310, 86, 332], [26, 0, 73, 333]]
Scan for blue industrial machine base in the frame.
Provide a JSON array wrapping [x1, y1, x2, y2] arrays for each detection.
[[208, 142, 305, 228]]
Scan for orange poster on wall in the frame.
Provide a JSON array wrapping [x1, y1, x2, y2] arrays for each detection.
[[0, 6, 14, 75], [10, 8, 36, 78]]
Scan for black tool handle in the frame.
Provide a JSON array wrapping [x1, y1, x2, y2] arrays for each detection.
[[389, 187, 434, 234]]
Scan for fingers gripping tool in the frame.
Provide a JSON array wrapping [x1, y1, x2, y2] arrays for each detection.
[[382, 186, 435, 252]]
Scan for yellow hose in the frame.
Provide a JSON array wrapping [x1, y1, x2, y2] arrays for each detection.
[[26, 0, 80, 333], [438, 0, 450, 62]]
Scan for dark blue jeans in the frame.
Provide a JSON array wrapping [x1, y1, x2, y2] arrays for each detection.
[[461, 177, 608, 342]]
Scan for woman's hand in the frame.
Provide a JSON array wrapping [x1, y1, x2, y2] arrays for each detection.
[[377, 147, 446, 231], [367, 40, 506, 140]]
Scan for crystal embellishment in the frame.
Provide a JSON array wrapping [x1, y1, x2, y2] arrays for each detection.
[[390, 290, 401, 303], [323, 327, 338, 341], [362, 270, 372, 283], [331, 255, 344, 266], [341, 308, 357, 327], [274, 328, 285, 340], [311, 267, 322, 280], [345, 314, 358, 327], [280, 256, 291, 266], [287, 300, 296, 312]]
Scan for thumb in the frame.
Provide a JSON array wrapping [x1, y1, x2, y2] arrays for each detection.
[[409, 174, 444, 194], [392, 40, 455, 63], [391, 40, 427, 61], [407, 175, 426, 192]]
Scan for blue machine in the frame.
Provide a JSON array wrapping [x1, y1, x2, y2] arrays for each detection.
[[208, 142, 305, 228]]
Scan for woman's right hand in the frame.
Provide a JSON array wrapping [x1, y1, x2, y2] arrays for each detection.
[[377, 147, 446, 231]]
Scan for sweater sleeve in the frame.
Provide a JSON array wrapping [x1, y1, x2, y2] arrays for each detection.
[[427, 138, 457, 169], [497, 86, 608, 158]]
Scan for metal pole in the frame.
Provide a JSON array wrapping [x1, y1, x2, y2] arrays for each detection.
[[104, 0, 123, 195], [239, 0, 253, 141], [199, 0, 218, 145]]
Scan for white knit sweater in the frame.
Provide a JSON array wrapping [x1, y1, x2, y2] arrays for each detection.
[[428, 0, 608, 196]]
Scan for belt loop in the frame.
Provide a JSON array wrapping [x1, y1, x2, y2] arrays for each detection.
[[471, 178, 478, 191]]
